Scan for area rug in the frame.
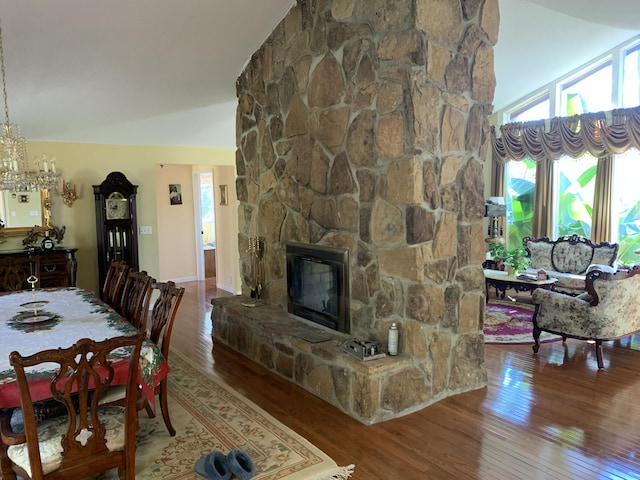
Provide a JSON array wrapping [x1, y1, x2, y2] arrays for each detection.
[[99, 349, 354, 480], [484, 300, 562, 345]]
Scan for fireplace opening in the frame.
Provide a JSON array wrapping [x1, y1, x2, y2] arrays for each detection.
[[286, 242, 350, 334]]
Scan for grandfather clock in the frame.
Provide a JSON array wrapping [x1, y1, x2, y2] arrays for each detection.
[[93, 172, 139, 291]]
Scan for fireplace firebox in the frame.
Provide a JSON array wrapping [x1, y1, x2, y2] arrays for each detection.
[[286, 242, 350, 334]]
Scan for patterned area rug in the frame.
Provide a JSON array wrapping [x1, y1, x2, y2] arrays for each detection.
[[484, 300, 562, 345], [99, 349, 354, 480]]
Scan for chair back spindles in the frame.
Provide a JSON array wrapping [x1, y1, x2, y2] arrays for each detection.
[[101, 260, 129, 308], [150, 281, 185, 359], [120, 270, 154, 330]]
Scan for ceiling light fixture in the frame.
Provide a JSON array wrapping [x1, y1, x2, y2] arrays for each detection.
[[0, 20, 60, 192]]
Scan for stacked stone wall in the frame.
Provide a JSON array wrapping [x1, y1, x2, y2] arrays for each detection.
[[232, 0, 499, 417]]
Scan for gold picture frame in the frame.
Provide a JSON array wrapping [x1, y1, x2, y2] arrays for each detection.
[[219, 185, 228, 206]]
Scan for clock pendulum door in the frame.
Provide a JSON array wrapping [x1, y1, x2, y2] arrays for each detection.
[[106, 225, 130, 262]]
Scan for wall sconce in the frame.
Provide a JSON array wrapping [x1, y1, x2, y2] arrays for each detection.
[[61, 179, 78, 207]]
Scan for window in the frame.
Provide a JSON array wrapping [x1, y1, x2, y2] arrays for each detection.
[[612, 151, 640, 265], [554, 154, 597, 239], [509, 96, 550, 123], [503, 97, 549, 248], [498, 36, 640, 262], [559, 61, 613, 116], [623, 44, 640, 108], [505, 158, 535, 247]]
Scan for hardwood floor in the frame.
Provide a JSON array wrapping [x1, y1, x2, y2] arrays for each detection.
[[172, 279, 640, 480]]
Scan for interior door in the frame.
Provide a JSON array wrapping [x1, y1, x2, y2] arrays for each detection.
[[194, 171, 216, 281]]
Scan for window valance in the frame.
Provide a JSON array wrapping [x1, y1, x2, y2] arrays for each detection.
[[491, 105, 640, 163]]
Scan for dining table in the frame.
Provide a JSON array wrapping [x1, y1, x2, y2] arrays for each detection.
[[0, 286, 169, 409], [0, 286, 169, 479]]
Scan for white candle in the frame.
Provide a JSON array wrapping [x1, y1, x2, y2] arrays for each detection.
[[51, 157, 56, 173], [43, 159, 49, 172]]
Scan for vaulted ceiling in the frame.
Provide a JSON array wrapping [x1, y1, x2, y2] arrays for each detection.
[[0, 0, 638, 149]]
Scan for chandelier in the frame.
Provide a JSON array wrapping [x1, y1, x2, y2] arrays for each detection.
[[0, 21, 60, 192]]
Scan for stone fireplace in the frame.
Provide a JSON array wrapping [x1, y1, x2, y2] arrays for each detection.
[[212, 0, 498, 424]]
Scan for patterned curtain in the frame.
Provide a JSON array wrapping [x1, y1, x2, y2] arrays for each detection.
[[490, 105, 640, 240], [591, 156, 613, 243], [531, 158, 553, 238], [492, 106, 640, 163]]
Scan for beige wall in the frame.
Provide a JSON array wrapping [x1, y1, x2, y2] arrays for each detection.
[[155, 164, 198, 281], [0, 141, 239, 293], [153, 163, 240, 292], [211, 165, 241, 293]]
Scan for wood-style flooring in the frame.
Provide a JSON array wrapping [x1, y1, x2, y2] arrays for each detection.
[[172, 279, 640, 480]]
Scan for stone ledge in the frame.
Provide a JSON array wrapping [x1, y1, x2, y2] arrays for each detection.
[[211, 295, 412, 424]]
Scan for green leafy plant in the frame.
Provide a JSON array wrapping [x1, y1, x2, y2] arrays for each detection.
[[488, 243, 530, 274]]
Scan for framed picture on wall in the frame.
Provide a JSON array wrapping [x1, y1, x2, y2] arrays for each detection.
[[169, 184, 182, 205], [220, 185, 228, 206]]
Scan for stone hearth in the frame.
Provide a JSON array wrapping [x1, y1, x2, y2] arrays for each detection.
[[213, 296, 419, 425], [230, 0, 497, 422]]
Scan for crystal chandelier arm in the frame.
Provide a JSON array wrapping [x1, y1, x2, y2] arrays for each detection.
[[0, 20, 61, 193]]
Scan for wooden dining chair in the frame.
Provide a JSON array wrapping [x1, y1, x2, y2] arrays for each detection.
[[119, 270, 154, 331], [145, 280, 185, 436], [0, 255, 40, 291], [0, 333, 144, 480], [101, 259, 129, 308]]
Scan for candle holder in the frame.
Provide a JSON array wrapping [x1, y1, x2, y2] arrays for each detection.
[[246, 236, 264, 300], [61, 179, 78, 207]]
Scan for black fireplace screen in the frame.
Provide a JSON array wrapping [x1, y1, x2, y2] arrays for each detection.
[[291, 258, 338, 316], [286, 242, 350, 334]]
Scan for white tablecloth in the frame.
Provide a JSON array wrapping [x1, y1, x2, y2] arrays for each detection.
[[0, 287, 167, 408], [0, 288, 136, 375]]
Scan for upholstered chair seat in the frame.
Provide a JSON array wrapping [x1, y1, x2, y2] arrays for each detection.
[[7, 407, 126, 477]]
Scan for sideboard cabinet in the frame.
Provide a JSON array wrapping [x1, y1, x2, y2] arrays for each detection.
[[0, 248, 78, 291]]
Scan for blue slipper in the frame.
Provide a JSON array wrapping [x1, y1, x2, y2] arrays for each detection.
[[227, 449, 256, 480], [194, 451, 231, 480]]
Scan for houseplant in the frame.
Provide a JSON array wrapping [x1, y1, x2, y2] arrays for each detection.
[[488, 243, 530, 275]]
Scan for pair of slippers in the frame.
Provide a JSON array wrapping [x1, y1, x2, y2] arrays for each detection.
[[195, 449, 256, 480]]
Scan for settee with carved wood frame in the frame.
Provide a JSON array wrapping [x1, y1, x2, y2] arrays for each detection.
[[522, 234, 619, 295], [531, 266, 640, 368]]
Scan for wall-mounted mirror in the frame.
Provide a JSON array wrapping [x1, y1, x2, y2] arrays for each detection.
[[0, 189, 52, 236]]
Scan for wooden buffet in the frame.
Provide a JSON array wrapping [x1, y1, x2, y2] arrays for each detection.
[[0, 248, 78, 291]]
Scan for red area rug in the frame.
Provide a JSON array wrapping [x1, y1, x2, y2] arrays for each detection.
[[484, 300, 562, 345]]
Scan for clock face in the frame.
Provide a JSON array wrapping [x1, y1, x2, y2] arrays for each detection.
[[106, 192, 129, 220], [41, 237, 55, 251]]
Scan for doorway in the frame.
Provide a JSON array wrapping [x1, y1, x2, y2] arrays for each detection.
[[196, 171, 217, 280]]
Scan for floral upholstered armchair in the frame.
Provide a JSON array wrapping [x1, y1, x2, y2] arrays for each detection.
[[531, 266, 640, 368]]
